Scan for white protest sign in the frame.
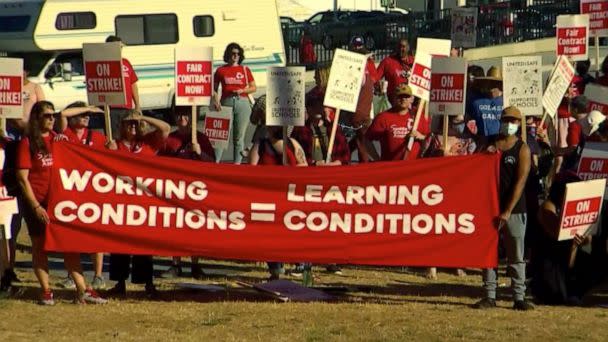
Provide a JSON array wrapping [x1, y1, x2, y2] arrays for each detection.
[[408, 53, 432, 101], [324, 49, 367, 112], [429, 57, 467, 116], [201, 106, 232, 150], [451, 7, 477, 48], [416, 38, 452, 58], [266, 66, 305, 127], [0, 148, 18, 237], [174, 47, 213, 106], [83, 42, 126, 106], [0, 57, 24, 119], [542, 56, 575, 118], [584, 83, 608, 115], [556, 14, 590, 61], [558, 178, 606, 240], [577, 142, 608, 187], [581, 0, 608, 37], [502, 56, 543, 116]]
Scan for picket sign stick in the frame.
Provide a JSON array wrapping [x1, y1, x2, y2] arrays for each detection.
[[521, 113, 527, 143], [282, 125, 288, 165], [442, 115, 449, 156], [191, 105, 198, 145], [325, 108, 341, 164], [0, 118, 6, 137], [406, 100, 426, 152], [104, 104, 113, 142], [595, 34, 601, 78]]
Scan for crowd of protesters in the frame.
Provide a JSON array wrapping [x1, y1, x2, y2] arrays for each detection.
[[1, 36, 608, 310]]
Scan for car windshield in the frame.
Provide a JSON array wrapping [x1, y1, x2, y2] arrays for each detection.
[[308, 13, 324, 24], [7, 52, 52, 76]]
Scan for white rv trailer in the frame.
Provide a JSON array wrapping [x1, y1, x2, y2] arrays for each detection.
[[0, 0, 286, 110]]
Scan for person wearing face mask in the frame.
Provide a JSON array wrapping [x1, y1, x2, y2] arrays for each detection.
[[474, 106, 534, 311], [424, 115, 477, 158]]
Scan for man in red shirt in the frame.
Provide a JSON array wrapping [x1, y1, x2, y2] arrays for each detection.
[[566, 96, 589, 148], [366, 84, 429, 161], [376, 39, 414, 105], [106, 35, 140, 141]]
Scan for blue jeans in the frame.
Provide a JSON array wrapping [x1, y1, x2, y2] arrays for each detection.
[[483, 213, 527, 301], [216, 96, 251, 164]]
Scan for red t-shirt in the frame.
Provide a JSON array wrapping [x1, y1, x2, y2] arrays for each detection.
[[376, 55, 414, 94], [162, 130, 215, 162], [16, 134, 55, 203], [365, 57, 377, 84], [366, 109, 430, 161], [0, 140, 6, 195], [214, 64, 254, 101], [112, 58, 138, 109], [557, 100, 571, 119], [566, 120, 582, 147], [62, 127, 107, 147], [257, 139, 297, 166], [116, 131, 164, 156]]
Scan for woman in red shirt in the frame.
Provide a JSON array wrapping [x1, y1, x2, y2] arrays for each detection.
[[16, 101, 106, 305], [212, 43, 257, 164]]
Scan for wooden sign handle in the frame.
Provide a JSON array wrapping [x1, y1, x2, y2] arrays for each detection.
[[521, 113, 527, 143], [0, 118, 6, 138], [191, 105, 198, 145], [282, 126, 288, 165], [442, 115, 449, 156], [104, 105, 113, 143], [406, 100, 426, 152], [595, 33, 601, 78], [325, 109, 341, 164]]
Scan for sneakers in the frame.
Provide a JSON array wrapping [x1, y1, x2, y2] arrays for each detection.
[[75, 289, 108, 305], [57, 276, 76, 289], [325, 264, 343, 275], [161, 265, 182, 279], [472, 298, 496, 309], [145, 283, 159, 299], [38, 290, 55, 306], [513, 300, 534, 311], [106, 281, 127, 296], [91, 276, 106, 290], [6, 269, 21, 283]]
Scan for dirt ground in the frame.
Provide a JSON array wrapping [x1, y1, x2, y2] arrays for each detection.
[[1, 235, 608, 341]]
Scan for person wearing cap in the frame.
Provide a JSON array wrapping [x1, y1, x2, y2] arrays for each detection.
[[424, 114, 477, 158], [474, 106, 533, 311], [561, 110, 607, 174], [376, 38, 414, 105], [366, 83, 429, 161], [105, 35, 140, 141], [159, 105, 215, 279], [106, 109, 169, 297], [469, 66, 503, 140]]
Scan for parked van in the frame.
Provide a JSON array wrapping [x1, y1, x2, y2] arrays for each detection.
[[0, 0, 286, 111]]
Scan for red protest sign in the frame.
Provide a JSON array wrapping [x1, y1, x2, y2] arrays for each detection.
[[409, 53, 432, 101], [430, 74, 464, 102], [46, 142, 500, 268], [578, 156, 608, 179], [0, 76, 21, 105], [83, 42, 126, 106], [202, 106, 232, 150], [558, 178, 606, 240], [84, 61, 123, 93], [430, 57, 467, 115], [556, 15, 590, 61], [581, 0, 608, 36], [562, 197, 602, 229], [174, 47, 213, 106], [584, 83, 608, 115], [0, 57, 23, 119]]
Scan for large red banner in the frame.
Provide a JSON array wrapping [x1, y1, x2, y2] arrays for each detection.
[[46, 142, 500, 268]]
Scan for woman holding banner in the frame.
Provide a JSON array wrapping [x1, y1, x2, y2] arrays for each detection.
[[212, 43, 257, 164], [107, 109, 170, 297], [16, 101, 107, 305]]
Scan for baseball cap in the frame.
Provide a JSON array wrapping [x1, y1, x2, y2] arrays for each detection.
[[394, 83, 413, 96], [580, 110, 606, 136], [351, 36, 364, 46], [501, 106, 522, 121]]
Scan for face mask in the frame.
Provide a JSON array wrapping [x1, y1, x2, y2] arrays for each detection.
[[499, 122, 519, 136], [452, 123, 465, 135]]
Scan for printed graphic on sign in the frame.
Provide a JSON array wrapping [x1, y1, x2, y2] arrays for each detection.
[[324, 49, 367, 112], [416, 38, 452, 58], [581, 0, 608, 37], [503, 56, 543, 116], [429, 57, 467, 115], [409, 53, 432, 101], [266, 66, 306, 127], [556, 14, 590, 61], [0, 57, 24, 119], [558, 178, 606, 240], [451, 8, 477, 48], [543, 56, 576, 117], [175, 47, 213, 106], [83, 42, 126, 106], [584, 83, 608, 114], [201, 106, 232, 150], [577, 143, 608, 187]]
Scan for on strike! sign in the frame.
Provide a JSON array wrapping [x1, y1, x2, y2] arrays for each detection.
[[581, 0, 608, 37], [83, 42, 126, 106], [556, 14, 590, 61], [584, 83, 608, 114], [202, 106, 232, 150], [429, 57, 467, 115], [0, 57, 24, 119], [45, 142, 501, 268], [542, 56, 576, 118], [409, 53, 432, 101], [577, 142, 608, 185], [558, 179, 606, 240], [174, 47, 213, 106]]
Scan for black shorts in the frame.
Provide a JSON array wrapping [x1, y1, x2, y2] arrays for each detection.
[[23, 202, 47, 237]]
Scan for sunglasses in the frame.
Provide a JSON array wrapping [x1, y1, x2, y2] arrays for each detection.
[[123, 120, 139, 127], [231, 51, 240, 56], [42, 113, 55, 120], [397, 94, 412, 99]]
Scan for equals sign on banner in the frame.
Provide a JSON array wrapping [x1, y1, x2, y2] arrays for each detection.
[[250, 202, 276, 222]]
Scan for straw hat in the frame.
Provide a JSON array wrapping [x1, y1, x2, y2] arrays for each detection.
[[475, 66, 502, 88], [501, 106, 522, 121]]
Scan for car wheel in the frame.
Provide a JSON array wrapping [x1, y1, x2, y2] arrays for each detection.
[[322, 35, 334, 50], [364, 34, 376, 50]]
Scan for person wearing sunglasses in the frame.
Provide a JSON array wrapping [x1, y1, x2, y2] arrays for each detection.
[[212, 43, 257, 164], [16, 101, 107, 305]]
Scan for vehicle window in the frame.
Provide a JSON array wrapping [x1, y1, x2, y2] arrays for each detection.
[[0, 15, 30, 32], [45, 53, 84, 79], [55, 12, 96, 30], [308, 14, 323, 24], [7, 52, 53, 76], [193, 15, 214, 37], [116, 14, 178, 45]]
